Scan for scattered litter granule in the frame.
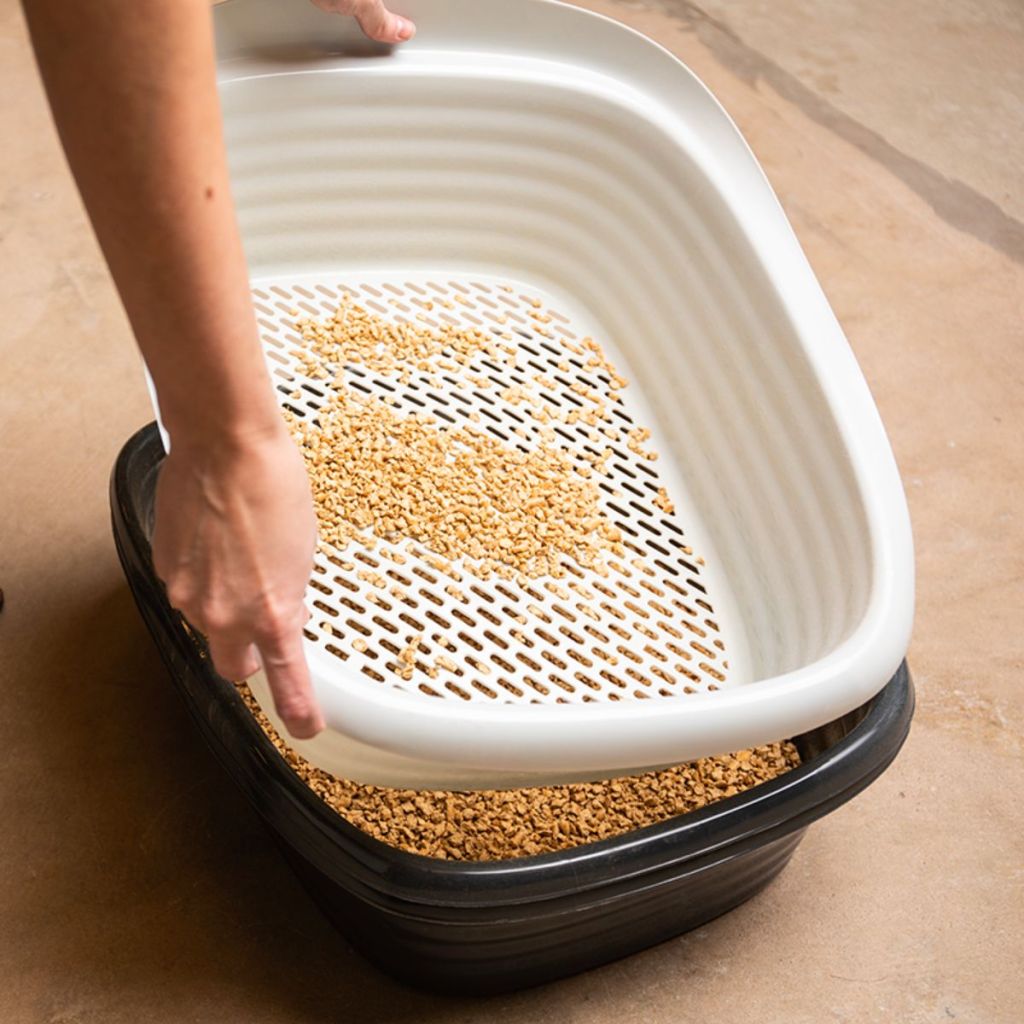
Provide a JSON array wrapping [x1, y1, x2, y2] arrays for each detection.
[[236, 681, 800, 861]]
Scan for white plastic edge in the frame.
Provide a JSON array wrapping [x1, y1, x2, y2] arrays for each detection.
[[203, 0, 914, 780]]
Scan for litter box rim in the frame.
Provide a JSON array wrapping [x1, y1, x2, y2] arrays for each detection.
[[111, 421, 913, 910]]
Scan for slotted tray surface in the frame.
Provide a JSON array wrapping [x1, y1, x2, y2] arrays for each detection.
[[252, 273, 733, 707]]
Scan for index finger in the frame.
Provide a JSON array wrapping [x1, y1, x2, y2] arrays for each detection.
[[257, 625, 324, 740]]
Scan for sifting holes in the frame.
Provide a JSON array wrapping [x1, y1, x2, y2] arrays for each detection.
[[254, 276, 735, 706]]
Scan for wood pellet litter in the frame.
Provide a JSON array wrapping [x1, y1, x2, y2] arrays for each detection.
[[235, 286, 800, 856], [289, 387, 623, 580], [237, 680, 800, 861], [287, 294, 630, 582], [294, 294, 495, 379]]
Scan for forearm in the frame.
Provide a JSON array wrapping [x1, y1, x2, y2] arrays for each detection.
[[21, 0, 278, 448]]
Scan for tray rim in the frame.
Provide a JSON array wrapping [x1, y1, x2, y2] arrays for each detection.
[[183, 0, 918, 780]]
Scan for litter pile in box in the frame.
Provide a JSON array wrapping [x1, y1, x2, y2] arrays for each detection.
[[236, 681, 800, 860], [288, 290, 638, 583], [269, 282, 733, 709]]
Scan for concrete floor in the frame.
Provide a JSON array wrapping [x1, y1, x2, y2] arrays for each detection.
[[1, 0, 1021, 1021]]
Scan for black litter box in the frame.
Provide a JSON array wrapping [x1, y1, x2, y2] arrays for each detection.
[[111, 423, 914, 995]]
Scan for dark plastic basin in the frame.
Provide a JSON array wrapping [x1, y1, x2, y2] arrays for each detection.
[[110, 423, 914, 994]]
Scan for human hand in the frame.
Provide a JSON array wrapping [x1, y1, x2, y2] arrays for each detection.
[[152, 422, 323, 739], [22, 0, 326, 737], [310, 0, 416, 43]]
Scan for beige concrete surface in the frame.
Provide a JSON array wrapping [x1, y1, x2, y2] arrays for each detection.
[[679, 0, 1024, 225], [1, 0, 1021, 1021]]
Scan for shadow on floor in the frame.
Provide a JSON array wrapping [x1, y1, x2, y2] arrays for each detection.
[[6, 576, 517, 1021]]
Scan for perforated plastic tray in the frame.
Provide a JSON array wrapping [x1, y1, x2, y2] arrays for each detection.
[[242, 271, 754, 787], [146, 0, 914, 788], [256, 274, 734, 707]]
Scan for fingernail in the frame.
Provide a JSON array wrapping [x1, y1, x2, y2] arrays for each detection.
[[396, 16, 415, 41]]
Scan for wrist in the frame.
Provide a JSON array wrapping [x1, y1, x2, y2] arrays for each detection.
[[161, 388, 288, 457], [138, 306, 286, 457]]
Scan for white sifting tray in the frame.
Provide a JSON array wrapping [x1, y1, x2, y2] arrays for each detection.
[[150, 0, 914, 789]]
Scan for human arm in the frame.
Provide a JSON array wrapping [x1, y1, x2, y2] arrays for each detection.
[[21, 0, 417, 737], [20, 0, 416, 738]]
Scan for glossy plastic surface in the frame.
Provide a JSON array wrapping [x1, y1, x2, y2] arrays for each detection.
[[142, 0, 915, 789], [111, 423, 914, 993]]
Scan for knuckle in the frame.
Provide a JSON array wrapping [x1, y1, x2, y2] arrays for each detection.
[[254, 596, 301, 642], [198, 602, 233, 636], [254, 618, 288, 646], [357, 2, 389, 32], [164, 581, 192, 613]]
